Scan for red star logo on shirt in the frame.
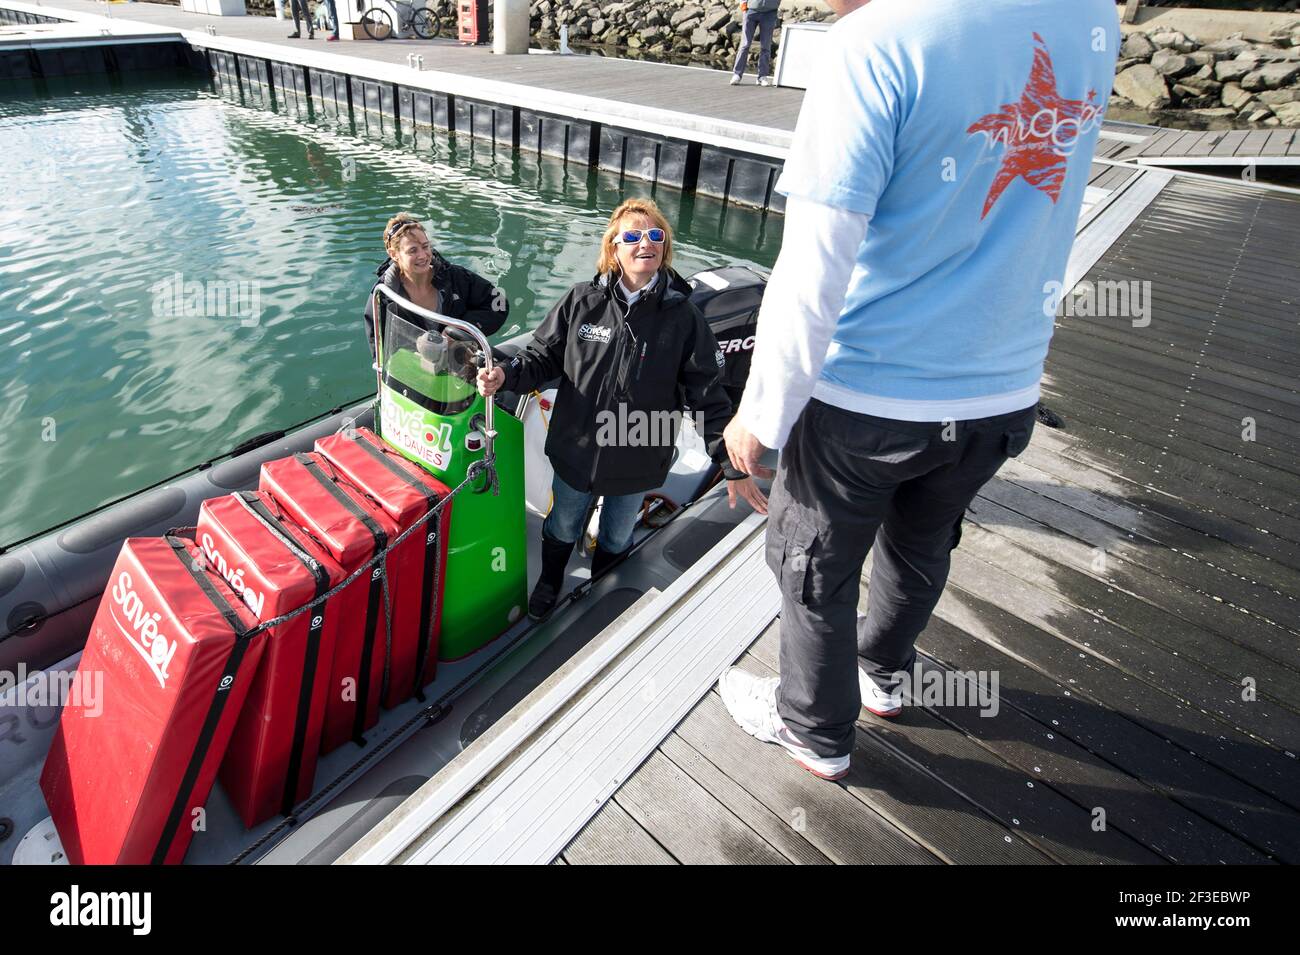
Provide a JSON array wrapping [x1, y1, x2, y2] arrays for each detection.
[[966, 33, 1098, 219]]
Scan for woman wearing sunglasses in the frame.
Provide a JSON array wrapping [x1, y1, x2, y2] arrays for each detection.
[[477, 198, 769, 619], [362, 212, 507, 361]]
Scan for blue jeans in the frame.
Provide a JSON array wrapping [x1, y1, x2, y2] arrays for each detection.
[[732, 10, 779, 80], [542, 473, 643, 555]]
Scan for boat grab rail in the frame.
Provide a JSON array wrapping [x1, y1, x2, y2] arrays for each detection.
[[370, 283, 497, 464]]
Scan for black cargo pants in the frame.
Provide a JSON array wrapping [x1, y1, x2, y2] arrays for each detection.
[[767, 398, 1037, 758]]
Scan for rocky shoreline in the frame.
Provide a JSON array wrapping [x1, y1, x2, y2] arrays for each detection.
[[523, 1, 833, 64], [1111, 24, 1300, 126]]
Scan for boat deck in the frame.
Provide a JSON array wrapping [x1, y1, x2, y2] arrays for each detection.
[[555, 172, 1300, 865]]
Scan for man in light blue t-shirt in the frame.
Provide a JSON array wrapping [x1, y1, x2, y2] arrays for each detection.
[[718, 0, 1118, 780]]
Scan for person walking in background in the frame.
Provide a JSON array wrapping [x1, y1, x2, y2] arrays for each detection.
[[731, 0, 782, 86], [315, 0, 340, 41], [719, 0, 1118, 780], [287, 0, 314, 39]]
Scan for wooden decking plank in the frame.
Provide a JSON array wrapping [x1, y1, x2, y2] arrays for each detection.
[[1167, 130, 1211, 157], [1015, 436, 1300, 579], [1048, 323, 1300, 442], [1261, 129, 1295, 157], [611, 749, 792, 865], [1038, 367, 1300, 508], [969, 483, 1300, 666], [942, 534, 1300, 755], [1186, 130, 1227, 157], [1125, 128, 1184, 158], [658, 734, 834, 865], [1003, 440, 1300, 615], [561, 799, 678, 865], [752, 627, 1167, 864], [1029, 428, 1300, 568], [961, 494, 1300, 704], [743, 640, 1056, 865], [1043, 352, 1300, 473], [977, 468, 1300, 657], [1084, 258, 1300, 339], [912, 614, 1297, 863], [1053, 290, 1300, 390], [1034, 358, 1300, 513], [1235, 130, 1273, 156], [1040, 372, 1300, 480], [1049, 332, 1300, 447], [1093, 138, 1125, 158], [931, 547, 1300, 810], [1210, 130, 1251, 157], [674, 691, 942, 865], [1033, 419, 1300, 555], [1050, 325, 1300, 417], [1074, 309, 1300, 377]]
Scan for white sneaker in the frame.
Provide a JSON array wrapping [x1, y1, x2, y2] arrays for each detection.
[[729, 74, 741, 86], [718, 668, 850, 780], [758, 76, 774, 87], [858, 663, 903, 717]]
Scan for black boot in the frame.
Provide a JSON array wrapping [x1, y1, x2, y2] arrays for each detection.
[[591, 544, 629, 580], [528, 533, 575, 620]]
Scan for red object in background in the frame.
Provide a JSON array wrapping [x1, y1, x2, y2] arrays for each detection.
[[457, 0, 488, 45], [198, 491, 353, 828], [314, 427, 452, 708], [259, 452, 405, 754], [40, 536, 264, 865]]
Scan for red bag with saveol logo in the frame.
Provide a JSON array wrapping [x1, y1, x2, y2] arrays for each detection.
[[199, 491, 355, 828], [40, 536, 265, 864]]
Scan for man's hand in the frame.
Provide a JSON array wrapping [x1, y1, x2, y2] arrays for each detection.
[[724, 416, 775, 480], [476, 366, 505, 397], [726, 476, 768, 514]]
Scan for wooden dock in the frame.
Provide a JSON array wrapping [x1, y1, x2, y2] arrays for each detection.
[[558, 173, 1300, 865], [1101, 125, 1300, 166]]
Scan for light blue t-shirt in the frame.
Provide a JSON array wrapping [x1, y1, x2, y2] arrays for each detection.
[[777, 0, 1118, 419]]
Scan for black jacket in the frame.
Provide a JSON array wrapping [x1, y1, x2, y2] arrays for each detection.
[[362, 253, 506, 359], [503, 268, 743, 496]]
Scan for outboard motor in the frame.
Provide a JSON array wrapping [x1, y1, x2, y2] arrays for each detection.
[[686, 266, 767, 409]]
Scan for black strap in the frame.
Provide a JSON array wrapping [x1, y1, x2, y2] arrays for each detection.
[[153, 537, 254, 865], [235, 493, 331, 816], [296, 455, 387, 745], [349, 435, 443, 701]]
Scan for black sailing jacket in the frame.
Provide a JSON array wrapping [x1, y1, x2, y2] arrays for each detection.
[[362, 254, 506, 360], [502, 267, 742, 496]]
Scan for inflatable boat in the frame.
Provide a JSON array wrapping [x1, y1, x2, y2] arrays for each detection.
[[0, 265, 768, 865]]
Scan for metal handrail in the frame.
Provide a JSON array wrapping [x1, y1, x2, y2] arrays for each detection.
[[371, 283, 497, 461]]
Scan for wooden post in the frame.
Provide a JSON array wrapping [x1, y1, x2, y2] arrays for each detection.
[[1122, 0, 1143, 26]]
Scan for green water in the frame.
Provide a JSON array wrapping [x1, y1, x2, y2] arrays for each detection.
[[0, 68, 782, 547]]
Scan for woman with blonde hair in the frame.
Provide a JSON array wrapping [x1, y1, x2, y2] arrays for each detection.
[[478, 197, 767, 619], [362, 212, 507, 361]]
